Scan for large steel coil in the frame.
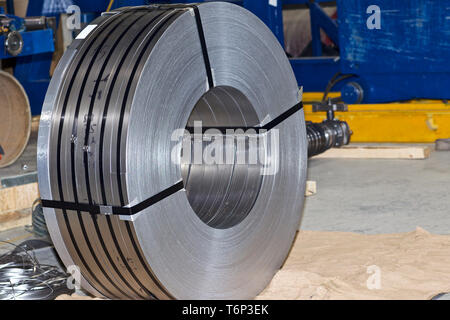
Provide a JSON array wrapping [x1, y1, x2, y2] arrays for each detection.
[[38, 2, 307, 299]]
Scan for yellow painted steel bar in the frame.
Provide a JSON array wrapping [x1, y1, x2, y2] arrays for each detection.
[[303, 92, 450, 143]]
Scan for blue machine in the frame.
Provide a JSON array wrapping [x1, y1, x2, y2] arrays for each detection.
[[337, 0, 450, 103], [9, 27, 55, 115], [0, 4, 55, 115], [245, 0, 450, 104], [20, 0, 450, 110]]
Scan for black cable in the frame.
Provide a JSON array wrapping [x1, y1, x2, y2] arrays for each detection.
[[322, 72, 356, 102]]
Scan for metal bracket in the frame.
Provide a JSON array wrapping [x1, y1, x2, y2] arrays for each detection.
[[312, 98, 348, 121]]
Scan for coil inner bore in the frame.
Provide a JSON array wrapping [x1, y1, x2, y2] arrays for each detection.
[[181, 86, 264, 229]]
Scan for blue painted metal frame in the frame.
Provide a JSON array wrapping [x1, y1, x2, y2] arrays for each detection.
[[0, 29, 54, 59], [243, 0, 339, 92], [290, 57, 340, 93], [239, 0, 450, 103], [0, 28, 54, 115], [282, 0, 450, 103], [308, 2, 338, 56], [0, 1, 56, 115], [15, 51, 54, 115], [336, 0, 450, 103], [284, 0, 341, 92]]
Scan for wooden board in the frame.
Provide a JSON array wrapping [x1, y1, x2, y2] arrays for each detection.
[[0, 182, 39, 212], [0, 182, 39, 231], [314, 146, 431, 160], [0, 209, 31, 232]]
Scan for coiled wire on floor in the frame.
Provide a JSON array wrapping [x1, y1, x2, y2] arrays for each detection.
[[29, 199, 50, 239], [0, 240, 73, 300]]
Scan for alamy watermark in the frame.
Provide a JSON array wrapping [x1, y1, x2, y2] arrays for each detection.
[[171, 121, 280, 176], [66, 5, 81, 30], [367, 5, 381, 30], [366, 265, 381, 290], [66, 265, 81, 291]]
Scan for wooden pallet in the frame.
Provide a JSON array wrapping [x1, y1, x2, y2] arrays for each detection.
[[314, 145, 432, 160], [0, 182, 39, 231]]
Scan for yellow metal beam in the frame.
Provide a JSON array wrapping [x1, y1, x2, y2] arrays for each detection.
[[303, 93, 450, 143]]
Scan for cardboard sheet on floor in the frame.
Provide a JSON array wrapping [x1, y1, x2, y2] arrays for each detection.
[[257, 227, 450, 300], [57, 227, 450, 300]]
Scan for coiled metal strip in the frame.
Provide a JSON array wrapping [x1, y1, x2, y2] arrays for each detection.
[[39, 3, 307, 299], [51, 7, 179, 300]]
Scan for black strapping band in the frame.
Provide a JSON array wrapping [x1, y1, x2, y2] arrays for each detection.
[[186, 102, 304, 134], [42, 181, 184, 216], [42, 101, 302, 216], [192, 6, 214, 89], [148, 4, 214, 89]]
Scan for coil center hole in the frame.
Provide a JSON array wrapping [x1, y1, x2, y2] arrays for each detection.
[[181, 86, 264, 229]]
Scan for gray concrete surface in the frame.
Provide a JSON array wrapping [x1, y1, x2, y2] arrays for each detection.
[[300, 149, 450, 235], [0, 227, 34, 255]]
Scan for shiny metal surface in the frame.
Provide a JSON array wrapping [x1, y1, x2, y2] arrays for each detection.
[[5, 31, 24, 56], [182, 86, 263, 229], [38, 2, 307, 299]]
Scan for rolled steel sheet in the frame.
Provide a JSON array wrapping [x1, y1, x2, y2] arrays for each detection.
[[38, 2, 307, 299]]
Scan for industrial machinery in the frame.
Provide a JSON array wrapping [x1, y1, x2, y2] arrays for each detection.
[[307, 98, 350, 157], [0, 5, 55, 115], [239, 0, 450, 104], [38, 0, 447, 105], [0, 6, 55, 167]]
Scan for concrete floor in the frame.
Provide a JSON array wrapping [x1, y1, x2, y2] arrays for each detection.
[[300, 148, 450, 235], [0, 227, 34, 255]]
